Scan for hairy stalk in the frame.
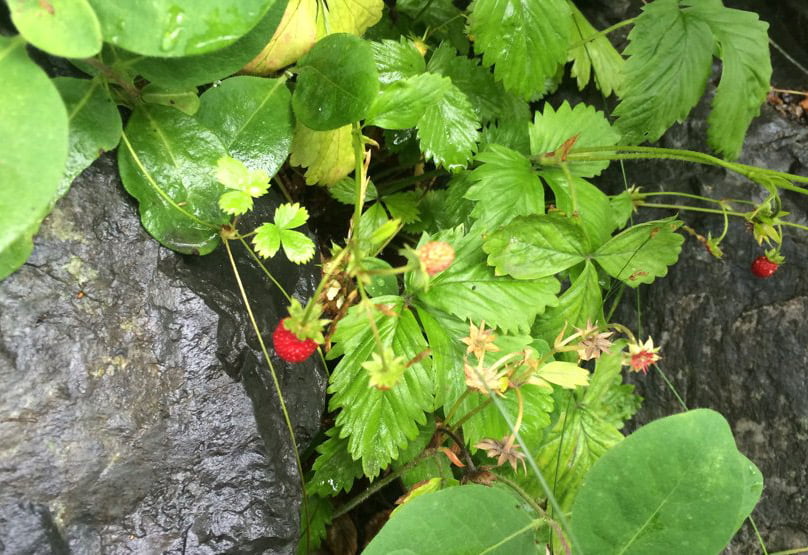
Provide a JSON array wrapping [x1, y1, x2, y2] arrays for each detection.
[[567, 16, 638, 51], [223, 239, 309, 551]]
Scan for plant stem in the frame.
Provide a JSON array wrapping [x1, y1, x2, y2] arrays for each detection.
[[223, 239, 309, 551], [749, 515, 770, 555], [567, 17, 638, 50], [652, 364, 688, 412], [639, 202, 746, 217], [377, 169, 444, 194]]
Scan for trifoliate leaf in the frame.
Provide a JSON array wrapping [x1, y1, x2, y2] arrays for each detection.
[[280, 229, 316, 263], [416, 79, 480, 171], [215, 155, 270, 196], [691, 4, 771, 160], [613, 0, 714, 145], [371, 38, 426, 86], [252, 223, 281, 258], [466, 145, 544, 228], [366, 72, 451, 129], [483, 214, 589, 280], [412, 229, 560, 334], [219, 190, 253, 216], [309, 428, 365, 496], [468, 0, 570, 99], [315, 0, 384, 37], [290, 122, 354, 185], [383, 192, 420, 224], [530, 101, 620, 178], [535, 361, 590, 389], [328, 296, 434, 478], [567, 0, 625, 97], [593, 218, 684, 287], [274, 202, 309, 229]]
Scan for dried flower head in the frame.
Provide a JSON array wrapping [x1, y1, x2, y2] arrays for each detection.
[[461, 321, 500, 359], [464, 361, 509, 396], [476, 435, 526, 473], [575, 322, 614, 361], [624, 337, 661, 374]]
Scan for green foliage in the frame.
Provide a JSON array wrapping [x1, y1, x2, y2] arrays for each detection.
[[416, 79, 480, 171], [364, 485, 537, 554], [293, 33, 379, 130], [0, 36, 68, 278], [370, 38, 426, 85], [253, 203, 315, 263], [567, 1, 624, 96], [141, 84, 200, 115], [533, 261, 604, 344], [571, 409, 763, 554], [308, 429, 365, 497], [366, 73, 451, 129], [10, 0, 102, 58]]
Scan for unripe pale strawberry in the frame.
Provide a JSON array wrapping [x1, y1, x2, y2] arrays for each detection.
[[417, 241, 455, 275]]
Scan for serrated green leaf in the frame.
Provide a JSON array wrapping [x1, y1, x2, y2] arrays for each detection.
[[366, 72, 451, 129], [290, 123, 354, 185], [54, 77, 122, 195], [274, 202, 309, 229], [396, 0, 468, 53], [483, 214, 589, 280], [406, 174, 475, 234], [88, 0, 276, 57], [219, 190, 253, 216], [10, 0, 102, 58], [329, 177, 377, 204], [567, 0, 624, 96], [613, 0, 714, 145], [413, 230, 560, 334], [541, 174, 614, 248], [197, 76, 293, 177], [468, 0, 570, 99], [141, 83, 200, 115], [118, 105, 227, 255], [364, 486, 536, 554], [530, 101, 619, 178], [297, 493, 333, 555], [328, 296, 434, 478], [383, 192, 420, 224], [315, 0, 383, 37], [134, 3, 287, 89], [215, 156, 270, 196], [280, 229, 316, 263], [415, 307, 467, 411], [293, 33, 379, 130], [371, 38, 426, 86], [533, 261, 603, 344], [593, 218, 684, 287], [416, 80, 480, 171], [609, 190, 635, 230], [692, 4, 771, 160], [253, 223, 281, 258], [466, 145, 544, 228], [362, 257, 399, 297], [308, 428, 365, 496], [0, 36, 68, 274]]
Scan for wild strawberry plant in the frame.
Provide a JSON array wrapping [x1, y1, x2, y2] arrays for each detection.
[[3, 0, 808, 552]]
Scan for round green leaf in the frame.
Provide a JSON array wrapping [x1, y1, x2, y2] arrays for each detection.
[[292, 33, 379, 130], [9, 0, 102, 58], [571, 409, 763, 554], [87, 0, 275, 57], [0, 36, 68, 268], [364, 485, 537, 554], [54, 77, 122, 194], [197, 76, 293, 177], [118, 105, 228, 255], [131, 1, 288, 89]]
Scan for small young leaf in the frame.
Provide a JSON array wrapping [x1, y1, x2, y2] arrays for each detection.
[[567, 0, 624, 96], [593, 218, 684, 287], [215, 156, 270, 197], [10, 0, 102, 58], [328, 177, 377, 205], [396, 0, 468, 53], [613, 0, 714, 145], [219, 190, 253, 216], [416, 80, 480, 171], [371, 38, 426, 86], [535, 361, 589, 389], [530, 101, 620, 178], [382, 192, 420, 224], [466, 145, 544, 228], [483, 214, 589, 280], [290, 123, 354, 185], [279, 229, 315, 263], [468, 0, 570, 99], [141, 83, 200, 115], [366, 72, 451, 129], [252, 223, 281, 258], [197, 76, 293, 177], [274, 202, 309, 229], [293, 33, 379, 130]]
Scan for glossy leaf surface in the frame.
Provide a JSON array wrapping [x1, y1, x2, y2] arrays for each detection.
[[10, 0, 102, 57]]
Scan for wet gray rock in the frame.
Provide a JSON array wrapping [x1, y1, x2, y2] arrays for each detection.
[[609, 102, 808, 552], [0, 154, 327, 554]]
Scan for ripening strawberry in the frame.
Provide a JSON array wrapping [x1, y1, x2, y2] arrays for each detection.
[[417, 241, 455, 275], [272, 318, 318, 362], [750, 256, 779, 279]]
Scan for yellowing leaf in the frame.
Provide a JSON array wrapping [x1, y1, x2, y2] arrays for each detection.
[[242, 0, 318, 75], [536, 361, 589, 389], [290, 122, 354, 185], [315, 0, 383, 38]]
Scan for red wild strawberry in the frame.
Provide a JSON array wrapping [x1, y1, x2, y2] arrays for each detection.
[[272, 318, 318, 362], [750, 256, 779, 279]]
